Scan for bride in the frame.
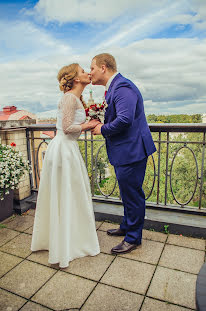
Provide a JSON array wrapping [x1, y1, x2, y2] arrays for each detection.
[[31, 63, 100, 268]]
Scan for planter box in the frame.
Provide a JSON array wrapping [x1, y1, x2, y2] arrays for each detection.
[[0, 189, 14, 222]]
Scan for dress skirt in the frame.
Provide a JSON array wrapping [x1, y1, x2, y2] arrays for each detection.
[[31, 131, 100, 268]]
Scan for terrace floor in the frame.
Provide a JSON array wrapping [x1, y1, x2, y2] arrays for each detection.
[[0, 209, 205, 311]]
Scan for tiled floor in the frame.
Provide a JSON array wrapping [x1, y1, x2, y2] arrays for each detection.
[[0, 210, 205, 311]]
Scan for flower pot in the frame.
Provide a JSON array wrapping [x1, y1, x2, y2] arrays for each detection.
[[0, 189, 14, 222]]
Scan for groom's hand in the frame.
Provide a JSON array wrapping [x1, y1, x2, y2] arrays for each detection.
[[92, 123, 103, 135]]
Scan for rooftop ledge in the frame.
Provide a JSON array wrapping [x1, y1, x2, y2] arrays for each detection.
[[1, 122, 206, 132]]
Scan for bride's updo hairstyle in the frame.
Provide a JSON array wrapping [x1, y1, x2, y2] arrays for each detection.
[[57, 63, 79, 93], [57, 63, 87, 108]]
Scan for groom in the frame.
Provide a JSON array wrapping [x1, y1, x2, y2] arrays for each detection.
[[90, 53, 156, 254]]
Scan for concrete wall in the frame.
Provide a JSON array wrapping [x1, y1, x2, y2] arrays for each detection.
[[0, 119, 36, 129]]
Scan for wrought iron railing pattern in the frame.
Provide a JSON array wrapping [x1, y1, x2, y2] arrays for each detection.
[[26, 123, 206, 211]]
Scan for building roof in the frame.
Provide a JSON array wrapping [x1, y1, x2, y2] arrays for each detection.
[[42, 131, 55, 139], [0, 106, 36, 121], [0, 106, 20, 120]]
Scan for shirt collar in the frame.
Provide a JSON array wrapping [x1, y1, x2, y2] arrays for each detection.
[[105, 72, 119, 91]]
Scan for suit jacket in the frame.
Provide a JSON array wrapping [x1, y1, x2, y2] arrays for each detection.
[[101, 73, 156, 166]]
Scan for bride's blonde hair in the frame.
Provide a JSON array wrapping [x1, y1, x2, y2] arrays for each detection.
[[57, 63, 87, 108]]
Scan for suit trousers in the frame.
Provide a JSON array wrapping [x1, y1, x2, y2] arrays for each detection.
[[114, 157, 147, 245]]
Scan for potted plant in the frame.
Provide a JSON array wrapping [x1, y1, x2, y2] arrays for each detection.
[[0, 142, 30, 221]]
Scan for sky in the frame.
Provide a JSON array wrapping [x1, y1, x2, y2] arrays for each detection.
[[0, 0, 206, 116]]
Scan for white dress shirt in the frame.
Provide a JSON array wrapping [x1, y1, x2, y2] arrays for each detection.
[[105, 72, 119, 92]]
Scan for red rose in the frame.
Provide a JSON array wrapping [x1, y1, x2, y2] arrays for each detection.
[[85, 108, 89, 117], [10, 142, 16, 147]]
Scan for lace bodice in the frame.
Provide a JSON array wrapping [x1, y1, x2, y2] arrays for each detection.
[[56, 93, 86, 139]]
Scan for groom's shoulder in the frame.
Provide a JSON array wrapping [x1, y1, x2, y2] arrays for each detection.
[[114, 74, 136, 89]]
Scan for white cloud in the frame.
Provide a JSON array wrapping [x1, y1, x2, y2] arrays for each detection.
[[0, 19, 73, 112], [104, 38, 206, 114], [0, 20, 72, 60], [25, 0, 206, 28], [1, 36, 205, 115], [0, 1, 206, 116], [25, 0, 139, 23]]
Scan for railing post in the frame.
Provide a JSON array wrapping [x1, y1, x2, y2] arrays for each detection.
[[26, 128, 34, 190], [84, 131, 88, 170], [199, 132, 205, 209], [164, 131, 170, 206], [31, 130, 38, 189], [91, 133, 94, 196], [157, 131, 161, 204]]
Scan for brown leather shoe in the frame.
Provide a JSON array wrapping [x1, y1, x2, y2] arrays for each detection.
[[107, 228, 126, 236], [111, 240, 140, 254]]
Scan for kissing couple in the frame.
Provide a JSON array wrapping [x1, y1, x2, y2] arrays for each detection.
[[31, 53, 156, 268]]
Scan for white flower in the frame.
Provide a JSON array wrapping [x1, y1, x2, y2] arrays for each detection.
[[0, 143, 30, 200]]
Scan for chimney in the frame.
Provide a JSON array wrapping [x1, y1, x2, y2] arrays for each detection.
[[3, 106, 17, 113]]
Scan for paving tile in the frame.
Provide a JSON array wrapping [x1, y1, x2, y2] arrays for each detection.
[[98, 222, 120, 232], [142, 229, 167, 243], [63, 253, 113, 281], [147, 266, 197, 309], [0, 260, 56, 298], [20, 301, 51, 311], [0, 233, 32, 258], [101, 257, 155, 294], [1, 214, 17, 224], [81, 283, 143, 311], [0, 288, 27, 311], [24, 209, 36, 216], [120, 239, 164, 264], [5, 215, 34, 232], [159, 244, 205, 274], [167, 234, 205, 250], [27, 250, 60, 269], [32, 271, 96, 310], [97, 230, 123, 254], [141, 297, 191, 311], [95, 221, 103, 230], [0, 228, 20, 247], [24, 226, 33, 235], [0, 251, 23, 277]]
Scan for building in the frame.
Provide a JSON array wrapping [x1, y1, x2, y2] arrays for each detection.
[[0, 106, 36, 121], [202, 114, 206, 123], [88, 90, 94, 106]]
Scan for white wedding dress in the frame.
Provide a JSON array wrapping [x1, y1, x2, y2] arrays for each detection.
[[31, 93, 100, 268]]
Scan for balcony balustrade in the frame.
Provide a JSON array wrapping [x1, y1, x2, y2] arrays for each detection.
[[25, 123, 206, 213]]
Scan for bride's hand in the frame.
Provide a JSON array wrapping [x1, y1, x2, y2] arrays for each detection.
[[87, 119, 101, 129], [81, 119, 101, 131]]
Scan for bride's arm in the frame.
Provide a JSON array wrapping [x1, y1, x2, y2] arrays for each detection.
[[62, 94, 100, 134], [62, 94, 82, 134]]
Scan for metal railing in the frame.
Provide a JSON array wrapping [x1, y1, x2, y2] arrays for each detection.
[[26, 123, 206, 212]]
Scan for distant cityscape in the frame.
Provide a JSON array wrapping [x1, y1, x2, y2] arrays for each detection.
[[0, 88, 206, 128]]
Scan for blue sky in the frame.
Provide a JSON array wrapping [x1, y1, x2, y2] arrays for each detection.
[[0, 0, 206, 116]]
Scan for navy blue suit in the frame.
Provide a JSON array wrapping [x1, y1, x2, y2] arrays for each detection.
[[101, 73, 156, 244]]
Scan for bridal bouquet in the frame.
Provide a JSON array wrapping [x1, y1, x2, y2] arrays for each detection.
[[85, 103, 107, 121]]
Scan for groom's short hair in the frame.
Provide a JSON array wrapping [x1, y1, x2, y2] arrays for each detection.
[[93, 53, 117, 72]]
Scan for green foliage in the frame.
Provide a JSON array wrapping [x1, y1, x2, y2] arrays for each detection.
[[164, 225, 169, 234], [78, 135, 120, 197], [78, 129, 206, 209], [0, 224, 7, 229], [147, 114, 202, 124]]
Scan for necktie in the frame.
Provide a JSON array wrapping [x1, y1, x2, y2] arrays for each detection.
[[104, 90, 107, 98]]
